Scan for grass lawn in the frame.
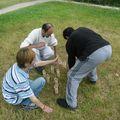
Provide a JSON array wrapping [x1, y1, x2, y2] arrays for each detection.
[[0, 0, 33, 9], [0, 1, 120, 120]]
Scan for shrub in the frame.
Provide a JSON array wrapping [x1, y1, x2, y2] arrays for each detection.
[[73, 0, 120, 7]]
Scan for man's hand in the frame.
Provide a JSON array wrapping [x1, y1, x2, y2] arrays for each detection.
[[28, 42, 45, 49], [36, 42, 45, 48], [52, 56, 59, 64]]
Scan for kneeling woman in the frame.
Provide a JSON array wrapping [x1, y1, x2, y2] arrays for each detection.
[[2, 48, 58, 113]]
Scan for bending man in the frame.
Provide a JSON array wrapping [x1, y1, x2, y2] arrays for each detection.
[[57, 27, 112, 109]]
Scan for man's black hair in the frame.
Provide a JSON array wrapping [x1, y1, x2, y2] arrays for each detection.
[[63, 27, 74, 40], [42, 23, 53, 33]]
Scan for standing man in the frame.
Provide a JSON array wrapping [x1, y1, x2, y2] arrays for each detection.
[[57, 27, 112, 109], [20, 23, 58, 72]]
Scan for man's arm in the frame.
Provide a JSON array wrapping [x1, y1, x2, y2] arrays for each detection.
[[49, 34, 58, 57], [20, 42, 45, 49], [20, 29, 45, 49], [53, 46, 57, 57], [68, 54, 76, 69], [28, 42, 45, 49], [66, 41, 76, 69]]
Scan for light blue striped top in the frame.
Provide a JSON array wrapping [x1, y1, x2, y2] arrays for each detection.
[[2, 63, 34, 105]]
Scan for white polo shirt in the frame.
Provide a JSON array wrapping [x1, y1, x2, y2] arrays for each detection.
[[20, 28, 58, 48]]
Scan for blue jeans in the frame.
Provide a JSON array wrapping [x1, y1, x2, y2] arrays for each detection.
[[66, 45, 112, 108], [20, 77, 46, 106]]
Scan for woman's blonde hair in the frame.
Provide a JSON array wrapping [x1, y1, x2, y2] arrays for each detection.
[[16, 48, 35, 68]]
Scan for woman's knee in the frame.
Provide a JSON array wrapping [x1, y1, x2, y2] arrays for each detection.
[[39, 77, 46, 86], [36, 77, 46, 87]]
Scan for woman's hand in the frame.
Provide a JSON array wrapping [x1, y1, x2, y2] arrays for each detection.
[[42, 105, 53, 113]]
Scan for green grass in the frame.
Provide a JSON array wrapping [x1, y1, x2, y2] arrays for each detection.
[[0, 0, 33, 9], [0, 1, 120, 120]]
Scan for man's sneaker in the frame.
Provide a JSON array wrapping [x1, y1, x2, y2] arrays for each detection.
[[22, 103, 38, 110], [90, 81, 96, 85], [56, 98, 76, 110]]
